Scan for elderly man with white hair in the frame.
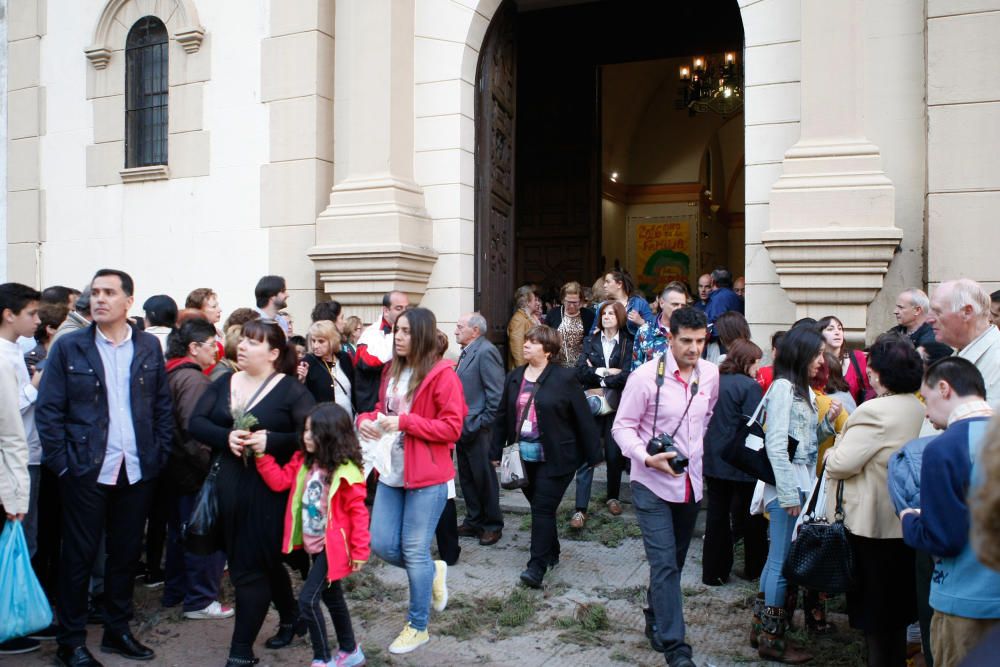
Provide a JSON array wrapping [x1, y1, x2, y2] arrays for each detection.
[[928, 279, 1000, 408], [890, 288, 953, 363]]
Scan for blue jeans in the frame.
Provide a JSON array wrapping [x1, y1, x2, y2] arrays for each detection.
[[163, 492, 226, 612], [631, 481, 699, 661], [370, 482, 447, 631], [760, 492, 805, 607]]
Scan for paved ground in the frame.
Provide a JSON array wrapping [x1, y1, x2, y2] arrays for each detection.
[[3, 472, 866, 667]]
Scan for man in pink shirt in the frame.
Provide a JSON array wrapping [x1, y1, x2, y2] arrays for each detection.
[[612, 307, 719, 667]]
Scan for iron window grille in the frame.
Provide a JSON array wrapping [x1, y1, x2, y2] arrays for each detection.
[[125, 17, 168, 168]]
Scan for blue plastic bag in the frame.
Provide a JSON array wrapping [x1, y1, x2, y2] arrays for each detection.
[[0, 520, 52, 642]]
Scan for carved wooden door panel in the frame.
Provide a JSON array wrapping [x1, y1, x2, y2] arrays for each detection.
[[475, 1, 516, 352]]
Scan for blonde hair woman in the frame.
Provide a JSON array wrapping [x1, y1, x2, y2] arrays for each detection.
[[300, 319, 356, 416]]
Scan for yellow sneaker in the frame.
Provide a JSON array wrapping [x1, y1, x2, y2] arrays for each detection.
[[431, 559, 448, 612], [388, 623, 430, 654]]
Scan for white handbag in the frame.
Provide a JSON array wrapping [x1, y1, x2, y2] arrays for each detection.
[[500, 443, 529, 490]]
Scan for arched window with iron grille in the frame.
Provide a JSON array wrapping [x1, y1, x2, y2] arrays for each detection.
[[125, 17, 168, 168]]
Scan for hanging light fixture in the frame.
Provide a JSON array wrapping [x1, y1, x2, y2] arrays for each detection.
[[676, 51, 743, 116]]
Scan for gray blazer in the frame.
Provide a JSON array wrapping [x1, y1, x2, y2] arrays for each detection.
[[456, 335, 505, 439]]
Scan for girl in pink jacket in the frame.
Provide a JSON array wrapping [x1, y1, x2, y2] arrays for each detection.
[[256, 403, 370, 667]]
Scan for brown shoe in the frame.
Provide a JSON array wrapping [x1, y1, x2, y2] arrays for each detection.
[[606, 499, 623, 516], [569, 511, 586, 529], [457, 524, 480, 538], [479, 530, 502, 546]]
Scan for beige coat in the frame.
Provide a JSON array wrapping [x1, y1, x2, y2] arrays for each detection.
[[824, 393, 925, 539], [0, 361, 30, 516], [507, 309, 535, 370]]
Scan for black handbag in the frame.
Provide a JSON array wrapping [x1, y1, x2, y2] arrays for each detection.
[[181, 456, 223, 556], [782, 470, 854, 594], [721, 385, 798, 485]]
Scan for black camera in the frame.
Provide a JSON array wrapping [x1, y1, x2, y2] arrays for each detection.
[[646, 434, 689, 473]]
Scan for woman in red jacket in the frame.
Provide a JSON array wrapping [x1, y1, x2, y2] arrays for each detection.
[[356, 307, 467, 656], [255, 403, 369, 667]]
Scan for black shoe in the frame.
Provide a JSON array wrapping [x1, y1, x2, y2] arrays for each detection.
[[26, 623, 59, 640], [141, 572, 165, 589], [457, 524, 480, 538], [56, 645, 104, 667], [519, 568, 544, 589], [644, 607, 665, 653], [667, 654, 697, 667], [224, 657, 260, 666], [0, 637, 41, 654], [264, 618, 307, 649], [100, 631, 154, 661]]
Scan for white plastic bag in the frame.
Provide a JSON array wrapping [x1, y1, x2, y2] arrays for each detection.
[[500, 444, 529, 490]]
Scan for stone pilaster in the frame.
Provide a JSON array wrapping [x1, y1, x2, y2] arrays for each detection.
[[762, 0, 902, 343], [309, 0, 437, 320]]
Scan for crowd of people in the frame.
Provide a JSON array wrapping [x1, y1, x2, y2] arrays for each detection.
[[0, 266, 999, 667]]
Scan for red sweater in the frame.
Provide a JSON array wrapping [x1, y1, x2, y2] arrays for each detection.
[[357, 359, 467, 489], [256, 451, 371, 582]]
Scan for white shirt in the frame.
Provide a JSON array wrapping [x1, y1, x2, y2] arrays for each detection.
[[957, 325, 1000, 411], [600, 331, 619, 369], [0, 338, 40, 464]]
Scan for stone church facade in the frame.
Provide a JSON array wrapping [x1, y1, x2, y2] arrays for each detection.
[[2, 0, 996, 348]]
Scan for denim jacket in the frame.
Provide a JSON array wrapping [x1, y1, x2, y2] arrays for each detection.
[[764, 379, 834, 506]]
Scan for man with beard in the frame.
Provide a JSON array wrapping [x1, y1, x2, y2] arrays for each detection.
[[253, 275, 290, 336]]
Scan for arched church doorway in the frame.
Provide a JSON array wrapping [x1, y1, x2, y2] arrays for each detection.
[[474, 0, 745, 354]]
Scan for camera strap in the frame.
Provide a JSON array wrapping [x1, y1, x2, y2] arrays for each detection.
[[652, 352, 700, 440]]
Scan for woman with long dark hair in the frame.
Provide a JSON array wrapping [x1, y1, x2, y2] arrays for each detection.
[[492, 325, 600, 589], [356, 308, 467, 656], [601, 269, 655, 336], [189, 320, 316, 666], [818, 315, 872, 405], [749, 325, 841, 664], [702, 339, 768, 586]]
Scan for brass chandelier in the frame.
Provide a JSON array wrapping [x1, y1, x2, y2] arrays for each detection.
[[676, 52, 743, 117]]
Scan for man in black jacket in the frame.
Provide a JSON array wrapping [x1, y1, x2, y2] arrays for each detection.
[[891, 288, 953, 363], [38, 269, 173, 667]]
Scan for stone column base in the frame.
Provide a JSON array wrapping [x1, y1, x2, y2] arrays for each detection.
[[308, 243, 439, 324], [761, 227, 902, 344]]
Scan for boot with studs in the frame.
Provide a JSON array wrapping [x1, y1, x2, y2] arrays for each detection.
[[758, 605, 813, 664]]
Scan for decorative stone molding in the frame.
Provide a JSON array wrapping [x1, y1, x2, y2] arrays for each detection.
[[86, 0, 205, 68], [309, 243, 439, 322], [84, 46, 112, 70], [175, 26, 205, 54], [119, 165, 170, 183]]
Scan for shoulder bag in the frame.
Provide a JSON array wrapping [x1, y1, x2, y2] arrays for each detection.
[[782, 465, 854, 594], [181, 456, 223, 556], [500, 377, 540, 490], [722, 383, 799, 486]]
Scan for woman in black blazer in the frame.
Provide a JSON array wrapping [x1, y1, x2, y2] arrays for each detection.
[[574, 301, 634, 519], [298, 319, 356, 415], [491, 325, 600, 589]]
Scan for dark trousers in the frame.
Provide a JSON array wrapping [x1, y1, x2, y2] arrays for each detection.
[[435, 498, 461, 566], [163, 492, 226, 612], [631, 480, 700, 662], [299, 551, 356, 662], [456, 429, 503, 533], [57, 469, 155, 647], [230, 563, 298, 659], [574, 414, 627, 509], [144, 478, 170, 576], [32, 465, 62, 598], [915, 550, 934, 667], [702, 476, 767, 584], [522, 463, 574, 574]]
